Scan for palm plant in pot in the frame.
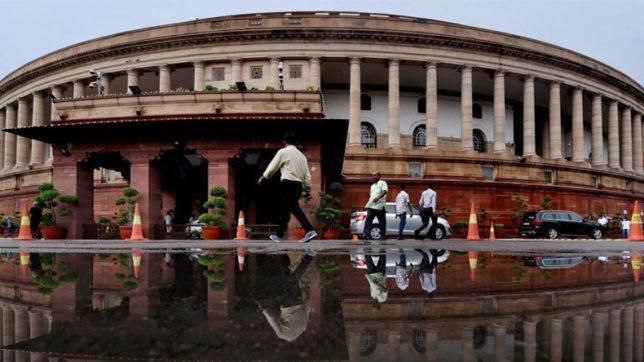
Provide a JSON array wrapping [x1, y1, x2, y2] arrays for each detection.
[[34, 183, 78, 239], [313, 191, 343, 239], [115, 187, 139, 239], [199, 186, 227, 240]]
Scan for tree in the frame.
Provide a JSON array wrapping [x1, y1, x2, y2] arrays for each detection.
[[540, 195, 553, 210]]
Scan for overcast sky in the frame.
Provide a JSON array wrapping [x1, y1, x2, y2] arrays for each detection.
[[1, 0, 642, 85]]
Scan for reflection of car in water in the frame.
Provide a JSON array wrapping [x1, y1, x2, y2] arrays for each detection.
[[349, 249, 449, 277], [523, 256, 585, 269], [350, 202, 451, 240]]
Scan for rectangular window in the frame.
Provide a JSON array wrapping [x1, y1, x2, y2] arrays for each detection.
[[248, 19, 262, 26], [289, 64, 302, 79], [212, 67, 225, 81], [250, 66, 263, 79], [591, 175, 598, 188], [481, 165, 495, 181], [408, 162, 422, 178], [544, 170, 554, 184]]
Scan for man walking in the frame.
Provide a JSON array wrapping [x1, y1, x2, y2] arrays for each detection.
[[29, 201, 43, 239], [361, 172, 388, 240], [394, 184, 412, 240], [259, 133, 317, 243], [414, 184, 437, 240]]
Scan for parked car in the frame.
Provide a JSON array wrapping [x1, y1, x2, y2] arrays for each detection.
[[519, 210, 603, 239], [523, 256, 585, 269], [349, 248, 450, 277], [350, 202, 451, 240]]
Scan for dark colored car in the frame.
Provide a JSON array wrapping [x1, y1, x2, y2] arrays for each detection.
[[519, 210, 603, 239]]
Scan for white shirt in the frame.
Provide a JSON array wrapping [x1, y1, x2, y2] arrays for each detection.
[[622, 220, 631, 230], [365, 180, 388, 210], [598, 217, 609, 226], [419, 272, 437, 293], [419, 188, 437, 209], [164, 214, 172, 225], [394, 191, 410, 215], [263, 304, 311, 342], [263, 145, 312, 188]]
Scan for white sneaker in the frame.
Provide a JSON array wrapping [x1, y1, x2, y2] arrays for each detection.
[[300, 230, 318, 243], [269, 234, 283, 242]]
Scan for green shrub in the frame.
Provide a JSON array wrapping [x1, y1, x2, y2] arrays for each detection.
[[264, 85, 275, 91], [209, 186, 226, 197], [115, 187, 139, 225], [454, 221, 468, 229], [204, 85, 218, 92]]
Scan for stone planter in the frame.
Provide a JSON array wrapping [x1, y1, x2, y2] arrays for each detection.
[[322, 228, 341, 240], [40, 226, 66, 240], [119, 226, 132, 240], [202, 226, 222, 240]]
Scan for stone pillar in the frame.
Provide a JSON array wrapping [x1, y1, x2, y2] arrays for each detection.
[[493, 70, 506, 153], [50, 85, 64, 121], [426, 329, 438, 362], [550, 318, 563, 362], [633, 113, 643, 173], [14, 97, 30, 170], [2, 306, 14, 346], [591, 94, 605, 166], [523, 75, 536, 157], [231, 59, 242, 83], [28, 310, 45, 339], [622, 107, 633, 172], [623, 306, 634, 362], [127, 68, 140, 94], [461, 66, 473, 151], [387, 59, 401, 148], [542, 120, 550, 159], [610, 309, 621, 362], [52, 162, 94, 239], [129, 161, 162, 239], [72, 80, 85, 98], [634, 305, 643, 362], [158, 64, 172, 92], [3, 104, 16, 171], [592, 312, 606, 362], [13, 307, 28, 343], [549, 81, 563, 160], [462, 327, 473, 362], [608, 101, 620, 168], [387, 331, 401, 362], [573, 316, 586, 362], [29, 91, 46, 166], [346, 330, 361, 361], [269, 57, 280, 89], [524, 321, 537, 362], [0, 109, 5, 171], [309, 56, 321, 90], [102, 74, 112, 95], [193, 61, 205, 92], [426, 62, 438, 149], [572, 87, 585, 163], [348, 57, 362, 147], [494, 324, 507, 362]]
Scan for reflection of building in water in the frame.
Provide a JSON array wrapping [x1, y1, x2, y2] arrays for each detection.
[[342, 253, 644, 361]]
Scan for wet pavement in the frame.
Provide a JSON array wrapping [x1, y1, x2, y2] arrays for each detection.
[[0, 242, 641, 361]]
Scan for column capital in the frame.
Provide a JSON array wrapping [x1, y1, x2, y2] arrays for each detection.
[[193, 60, 205, 66], [424, 61, 438, 69], [593, 92, 603, 100], [349, 57, 362, 65], [269, 56, 280, 63], [308, 56, 321, 62], [388, 58, 401, 66], [522, 74, 535, 82], [494, 69, 506, 76], [158, 64, 171, 70], [72, 79, 87, 86], [126, 68, 140, 76], [460, 64, 473, 72]]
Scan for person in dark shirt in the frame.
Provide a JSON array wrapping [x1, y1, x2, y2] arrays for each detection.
[[29, 201, 43, 239]]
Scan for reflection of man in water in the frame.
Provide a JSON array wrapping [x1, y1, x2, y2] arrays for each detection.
[[415, 249, 445, 294], [364, 250, 388, 304], [256, 252, 315, 342]]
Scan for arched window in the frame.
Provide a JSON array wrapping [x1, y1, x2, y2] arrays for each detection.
[[361, 122, 377, 148], [360, 93, 372, 111], [413, 330, 427, 353], [413, 125, 426, 148], [473, 103, 483, 119], [417, 97, 426, 113], [473, 129, 486, 153], [360, 329, 377, 356]]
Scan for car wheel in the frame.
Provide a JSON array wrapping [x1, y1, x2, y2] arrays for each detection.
[[369, 225, 382, 240], [547, 228, 558, 239], [592, 228, 602, 240], [433, 225, 446, 240]]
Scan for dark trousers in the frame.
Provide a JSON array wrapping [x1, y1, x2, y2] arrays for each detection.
[[397, 212, 407, 239], [365, 253, 386, 274], [277, 180, 314, 238], [414, 207, 437, 240], [362, 208, 387, 240]]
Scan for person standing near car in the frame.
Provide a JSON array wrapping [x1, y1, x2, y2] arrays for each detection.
[[361, 172, 388, 240], [394, 185, 412, 240], [258, 133, 317, 243], [621, 217, 631, 237], [414, 184, 437, 240]]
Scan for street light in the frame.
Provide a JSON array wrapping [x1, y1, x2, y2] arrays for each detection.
[[89, 69, 103, 96], [277, 61, 284, 90]]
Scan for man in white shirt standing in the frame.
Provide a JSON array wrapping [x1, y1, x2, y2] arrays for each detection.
[[414, 184, 437, 240], [361, 172, 388, 240], [394, 184, 412, 240], [258, 133, 317, 243]]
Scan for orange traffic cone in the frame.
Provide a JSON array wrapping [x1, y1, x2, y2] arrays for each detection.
[[132, 252, 141, 278], [15, 205, 33, 240], [468, 251, 478, 282], [628, 200, 643, 241], [489, 221, 496, 241], [632, 252, 641, 282], [19, 252, 30, 277], [129, 203, 145, 241], [234, 211, 248, 240], [237, 247, 246, 271], [466, 201, 480, 241]]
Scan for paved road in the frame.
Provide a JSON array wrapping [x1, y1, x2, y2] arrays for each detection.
[[0, 238, 641, 255]]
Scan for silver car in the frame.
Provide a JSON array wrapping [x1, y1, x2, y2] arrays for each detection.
[[350, 202, 451, 240]]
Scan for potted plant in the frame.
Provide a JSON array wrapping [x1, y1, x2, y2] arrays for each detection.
[[199, 186, 227, 240], [34, 183, 78, 239], [313, 191, 343, 239], [115, 187, 139, 239], [452, 221, 468, 238]]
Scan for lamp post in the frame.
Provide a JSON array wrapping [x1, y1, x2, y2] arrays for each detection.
[[89, 69, 103, 96], [278, 61, 284, 90]]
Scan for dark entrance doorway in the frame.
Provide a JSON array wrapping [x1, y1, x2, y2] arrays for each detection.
[[230, 148, 281, 224], [152, 149, 208, 224]]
